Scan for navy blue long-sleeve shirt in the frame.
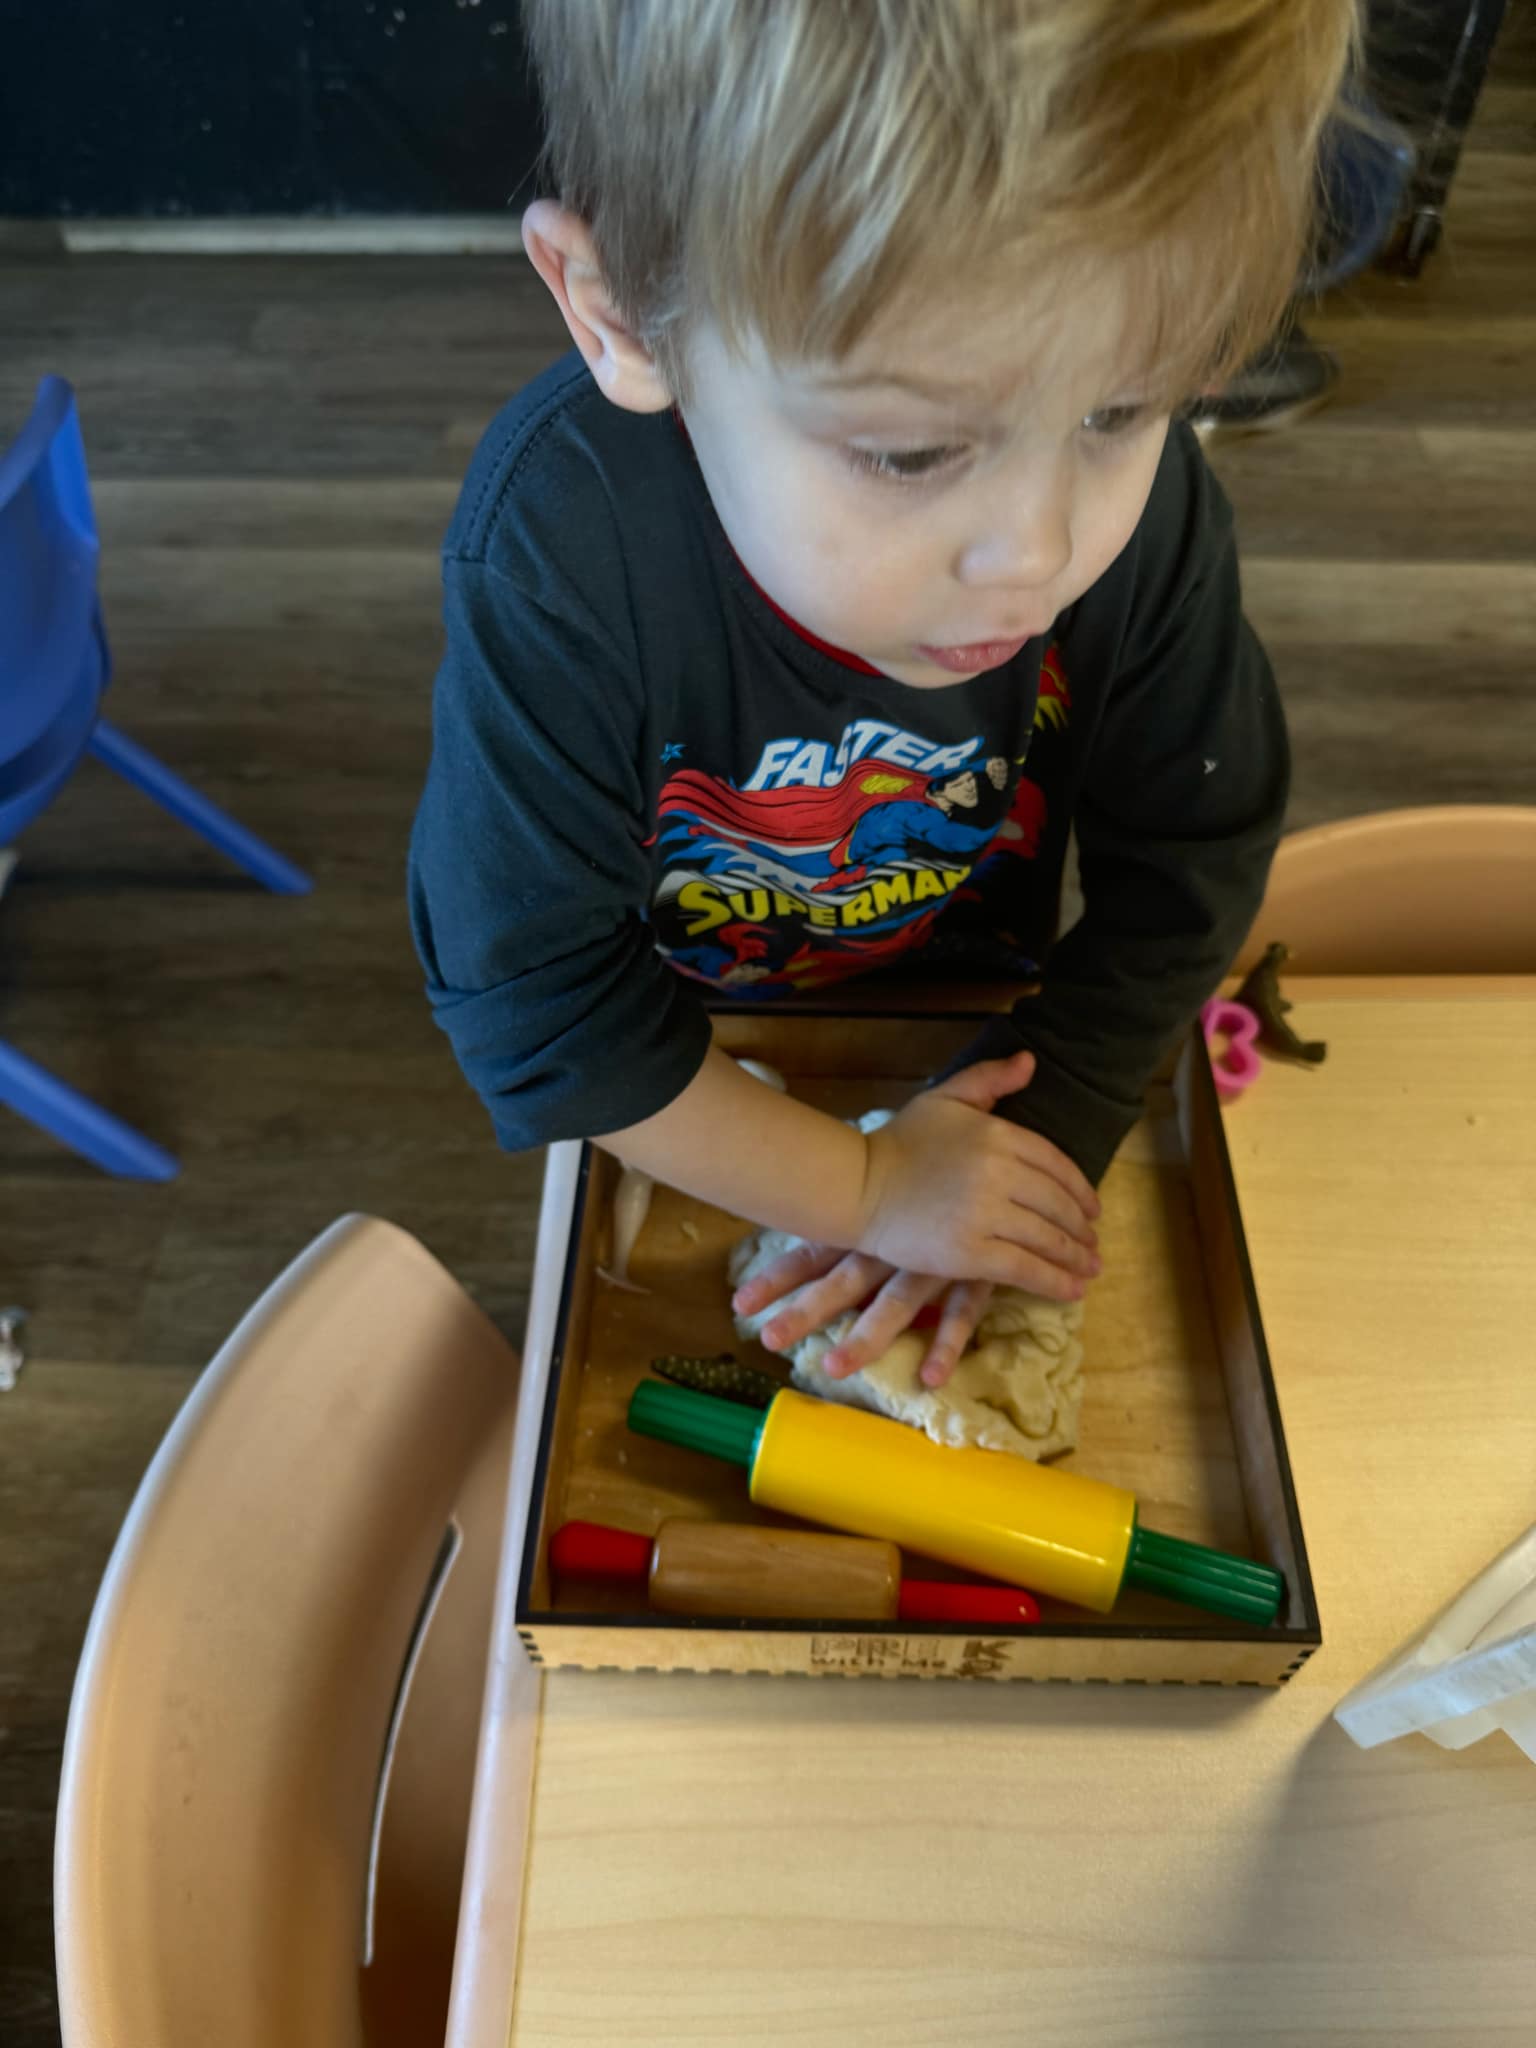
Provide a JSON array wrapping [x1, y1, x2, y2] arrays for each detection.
[[409, 352, 1287, 1183]]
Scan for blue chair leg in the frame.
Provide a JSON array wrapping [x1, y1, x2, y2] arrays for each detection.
[[88, 719, 313, 895], [0, 1038, 179, 1180]]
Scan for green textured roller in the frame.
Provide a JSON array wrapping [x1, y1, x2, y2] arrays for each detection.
[[1124, 1524, 1285, 1626], [629, 1379, 764, 1469]]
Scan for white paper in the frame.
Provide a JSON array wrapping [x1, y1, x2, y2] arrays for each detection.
[[1334, 1522, 1536, 1759]]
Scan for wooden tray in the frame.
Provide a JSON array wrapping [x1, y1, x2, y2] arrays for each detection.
[[513, 1010, 1320, 1686]]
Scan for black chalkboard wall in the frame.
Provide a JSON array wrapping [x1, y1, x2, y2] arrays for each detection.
[[0, 0, 1508, 239], [0, 0, 545, 215]]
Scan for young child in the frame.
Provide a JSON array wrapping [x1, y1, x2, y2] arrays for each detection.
[[411, 0, 1355, 1390]]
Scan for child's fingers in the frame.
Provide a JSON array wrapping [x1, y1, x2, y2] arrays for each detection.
[[976, 1239, 1090, 1301], [1007, 1129, 1100, 1221], [822, 1269, 946, 1378], [1003, 1201, 1101, 1280], [919, 1280, 993, 1388], [1002, 1164, 1100, 1249], [732, 1239, 843, 1317], [757, 1251, 892, 1353], [929, 1049, 1036, 1114]]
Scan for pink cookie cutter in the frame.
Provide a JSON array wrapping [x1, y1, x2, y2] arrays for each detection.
[[1201, 997, 1263, 1101]]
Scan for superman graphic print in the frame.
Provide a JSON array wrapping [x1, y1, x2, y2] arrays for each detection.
[[650, 648, 1072, 995]]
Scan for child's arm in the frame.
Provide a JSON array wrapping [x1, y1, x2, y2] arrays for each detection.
[[600, 1042, 1098, 1298]]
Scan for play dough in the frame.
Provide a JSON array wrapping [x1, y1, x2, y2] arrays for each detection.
[[730, 1104, 1083, 1459], [729, 1231, 1084, 1462]]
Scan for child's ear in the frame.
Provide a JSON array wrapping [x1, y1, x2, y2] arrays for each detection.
[[522, 200, 673, 413]]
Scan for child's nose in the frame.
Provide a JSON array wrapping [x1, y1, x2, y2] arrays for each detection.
[[954, 466, 1073, 592]]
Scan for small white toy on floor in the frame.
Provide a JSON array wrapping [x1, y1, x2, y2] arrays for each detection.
[[0, 1306, 27, 1395], [729, 1113, 1084, 1461]]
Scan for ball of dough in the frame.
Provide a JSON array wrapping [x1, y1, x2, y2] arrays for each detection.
[[729, 1228, 1084, 1462]]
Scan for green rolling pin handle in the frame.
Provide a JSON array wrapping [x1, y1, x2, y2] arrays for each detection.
[[1124, 1523, 1286, 1627], [630, 1378, 764, 1467]]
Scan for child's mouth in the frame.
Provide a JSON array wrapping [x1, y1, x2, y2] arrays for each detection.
[[915, 637, 1032, 674]]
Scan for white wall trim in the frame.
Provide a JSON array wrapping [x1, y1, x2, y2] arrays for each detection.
[[56, 215, 528, 256]]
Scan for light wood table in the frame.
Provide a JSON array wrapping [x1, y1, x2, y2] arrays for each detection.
[[503, 984, 1536, 2048]]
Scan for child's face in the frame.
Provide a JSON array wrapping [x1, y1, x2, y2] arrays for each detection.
[[681, 273, 1170, 688]]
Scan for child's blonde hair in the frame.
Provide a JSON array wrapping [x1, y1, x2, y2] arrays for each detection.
[[526, 0, 1358, 402]]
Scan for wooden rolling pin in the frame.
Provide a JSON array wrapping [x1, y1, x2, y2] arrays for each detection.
[[551, 1518, 1040, 1624]]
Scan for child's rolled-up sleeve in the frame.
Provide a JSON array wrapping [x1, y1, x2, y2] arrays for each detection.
[[948, 486, 1289, 1185], [408, 556, 711, 1151]]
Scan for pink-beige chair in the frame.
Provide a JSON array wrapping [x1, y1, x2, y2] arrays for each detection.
[[1234, 805, 1536, 976], [54, 1215, 520, 2048]]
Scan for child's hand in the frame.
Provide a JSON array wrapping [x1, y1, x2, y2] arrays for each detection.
[[732, 1048, 1100, 1389], [856, 1049, 1100, 1295], [735, 1243, 992, 1389]]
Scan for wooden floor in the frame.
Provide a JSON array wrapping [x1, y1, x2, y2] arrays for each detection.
[[1, 42, 1532, 2043]]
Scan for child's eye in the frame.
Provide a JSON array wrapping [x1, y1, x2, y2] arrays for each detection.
[[1081, 403, 1151, 441], [846, 443, 967, 484]]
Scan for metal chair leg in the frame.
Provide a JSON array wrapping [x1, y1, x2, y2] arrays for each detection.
[[89, 720, 312, 895], [0, 1037, 178, 1180]]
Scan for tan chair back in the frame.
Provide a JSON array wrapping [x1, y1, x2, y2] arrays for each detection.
[[55, 1215, 519, 2048], [1235, 805, 1536, 975]]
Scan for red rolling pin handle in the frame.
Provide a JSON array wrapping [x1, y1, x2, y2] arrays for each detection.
[[898, 1580, 1040, 1625], [551, 1520, 651, 1581]]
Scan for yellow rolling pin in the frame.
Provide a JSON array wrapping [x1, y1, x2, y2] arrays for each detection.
[[628, 1382, 1284, 1624]]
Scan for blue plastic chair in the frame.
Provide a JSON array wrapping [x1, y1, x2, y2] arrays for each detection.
[[0, 376, 312, 1180]]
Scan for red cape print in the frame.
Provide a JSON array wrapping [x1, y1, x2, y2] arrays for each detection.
[[652, 761, 933, 857], [1035, 645, 1070, 731]]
